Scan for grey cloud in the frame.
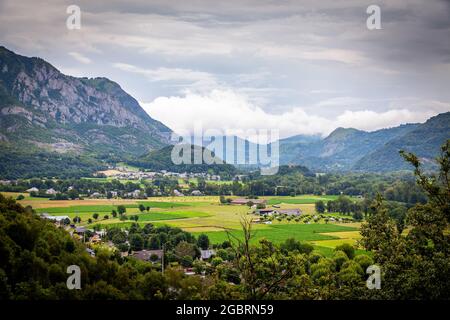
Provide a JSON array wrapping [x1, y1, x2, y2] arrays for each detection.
[[0, 0, 448, 129]]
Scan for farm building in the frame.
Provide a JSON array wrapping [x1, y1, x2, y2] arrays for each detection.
[[191, 190, 203, 196], [40, 213, 70, 222], [200, 249, 215, 260], [173, 189, 185, 197], [75, 227, 87, 235], [90, 234, 101, 243], [132, 249, 164, 262], [256, 209, 275, 215], [231, 198, 267, 205], [45, 188, 57, 195]]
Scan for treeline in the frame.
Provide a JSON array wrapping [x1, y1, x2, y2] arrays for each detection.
[[0, 148, 105, 179], [315, 195, 409, 229], [186, 172, 426, 206]]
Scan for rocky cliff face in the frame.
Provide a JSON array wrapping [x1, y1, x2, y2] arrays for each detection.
[[0, 46, 171, 156]]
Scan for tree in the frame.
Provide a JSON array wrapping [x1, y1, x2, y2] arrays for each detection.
[[211, 257, 223, 267], [138, 204, 145, 212], [327, 200, 333, 213], [103, 215, 109, 220], [68, 189, 79, 200], [352, 211, 363, 221], [280, 238, 313, 254], [130, 234, 144, 251], [335, 243, 355, 259], [16, 194, 25, 200], [193, 259, 208, 274], [117, 205, 126, 215], [117, 243, 129, 253], [111, 210, 117, 218], [112, 233, 126, 245], [73, 216, 81, 224], [197, 234, 210, 250], [146, 206, 150, 212], [181, 255, 193, 267], [226, 215, 301, 299], [93, 213, 99, 220], [256, 203, 266, 209], [360, 140, 450, 299], [174, 241, 196, 259], [315, 200, 325, 213], [149, 254, 159, 263]]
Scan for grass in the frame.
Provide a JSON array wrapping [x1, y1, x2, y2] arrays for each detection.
[[135, 211, 210, 221], [137, 201, 189, 208], [11, 193, 368, 255], [0, 192, 49, 201], [34, 201, 190, 216], [192, 223, 358, 245]]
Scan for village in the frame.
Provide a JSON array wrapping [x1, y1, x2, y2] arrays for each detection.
[[96, 165, 225, 182]]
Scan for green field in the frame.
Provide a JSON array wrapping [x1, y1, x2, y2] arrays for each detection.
[[193, 223, 358, 244], [35, 201, 188, 214], [10, 193, 366, 256], [137, 210, 210, 221]]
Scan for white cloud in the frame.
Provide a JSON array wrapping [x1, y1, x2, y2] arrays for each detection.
[[68, 52, 92, 64], [113, 62, 218, 92], [141, 89, 448, 141], [113, 63, 214, 82], [334, 109, 436, 131]]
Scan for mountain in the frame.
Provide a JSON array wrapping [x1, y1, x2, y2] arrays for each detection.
[[278, 113, 449, 172], [0, 46, 172, 178], [129, 144, 237, 177], [0, 46, 171, 156], [354, 112, 450, 171]]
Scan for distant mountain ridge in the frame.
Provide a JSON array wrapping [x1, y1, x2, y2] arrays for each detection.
[[353, 112, 450, 171], [277, 112, 449, 172]]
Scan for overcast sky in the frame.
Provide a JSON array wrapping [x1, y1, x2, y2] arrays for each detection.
[[1, 0, 449, 139]]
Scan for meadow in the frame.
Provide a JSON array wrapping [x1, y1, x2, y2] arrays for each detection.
[[191, 223, 358, 244], [2, 192, 364, 255]]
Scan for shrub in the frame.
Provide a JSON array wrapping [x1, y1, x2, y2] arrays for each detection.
[[354, 254, 374, 271], [332, 250, 349, 271], [335, 243, 355, 259]]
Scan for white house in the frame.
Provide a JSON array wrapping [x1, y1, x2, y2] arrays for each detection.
[[191, 190, 202, 196], [173, 189, 184, 197], [26, 187, 39, 193], [45, 188, 57, 195], [200, 249, 215, 260], [41, 213, 70, 222]]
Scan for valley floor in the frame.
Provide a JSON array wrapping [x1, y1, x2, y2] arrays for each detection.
[[2, 192, 365, 256]]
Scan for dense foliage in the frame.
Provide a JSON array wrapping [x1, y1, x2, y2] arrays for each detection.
[[359, 140, 450, 299]]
